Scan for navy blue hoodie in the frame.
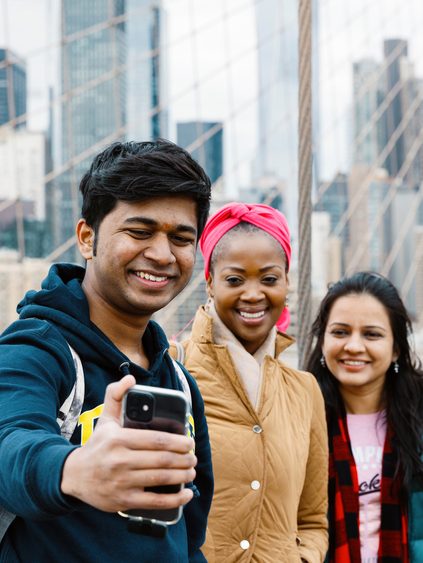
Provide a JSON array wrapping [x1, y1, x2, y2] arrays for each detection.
[[0, 263, 213, 563]]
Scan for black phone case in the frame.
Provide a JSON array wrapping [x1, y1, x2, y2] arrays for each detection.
[[119, 384, 189, 525]]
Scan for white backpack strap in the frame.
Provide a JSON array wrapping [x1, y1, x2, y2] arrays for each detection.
[[0, 508, 15, 546], [173, 340, 186, 364], [1, 343, 85, 545], [56, 344, 85, 440], [172, 358, 192, 408]]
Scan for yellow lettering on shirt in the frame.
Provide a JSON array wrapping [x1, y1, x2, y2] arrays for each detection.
[[78, 404, 104, 445], [77, 405, 196, 448], [187, 413, 195, 453]]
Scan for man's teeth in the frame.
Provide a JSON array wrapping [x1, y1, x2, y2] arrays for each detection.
[[343, 360, 366, 365], [136, 272, 167, 282], [239, 311, 265, 319]]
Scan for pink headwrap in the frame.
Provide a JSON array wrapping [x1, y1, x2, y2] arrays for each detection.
[[199, 202, 292, 332]]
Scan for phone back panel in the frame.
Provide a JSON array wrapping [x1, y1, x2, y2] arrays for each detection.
[[120, 385, 189, 524]]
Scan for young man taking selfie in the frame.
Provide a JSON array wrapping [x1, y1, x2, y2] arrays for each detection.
[[0, 140, 213, 562]]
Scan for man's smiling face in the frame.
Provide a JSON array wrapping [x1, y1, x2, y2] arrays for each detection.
[[80, 195, 198, 322]]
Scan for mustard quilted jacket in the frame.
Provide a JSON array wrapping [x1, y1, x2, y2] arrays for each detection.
[[169, 306, 328, 563]]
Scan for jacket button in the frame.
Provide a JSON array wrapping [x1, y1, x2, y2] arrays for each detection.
[[252, 425, 262, 433], [240, 540, 250, 550], [251, 480, 260, 490]]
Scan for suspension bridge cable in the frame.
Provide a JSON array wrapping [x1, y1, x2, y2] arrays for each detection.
[[297, 0, 313, 368]]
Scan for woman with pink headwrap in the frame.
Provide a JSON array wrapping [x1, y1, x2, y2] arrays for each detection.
[[169, 202, 328, 562]]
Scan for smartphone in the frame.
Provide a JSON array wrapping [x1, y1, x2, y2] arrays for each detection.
[[119, 384, 190, 525]]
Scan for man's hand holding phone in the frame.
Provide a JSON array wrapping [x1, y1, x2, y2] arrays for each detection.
[[61, 375, 196, 517]]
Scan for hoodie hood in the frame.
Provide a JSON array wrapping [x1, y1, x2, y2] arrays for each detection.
[[18, 263, 90, 324], [17, 263, 170, 376]]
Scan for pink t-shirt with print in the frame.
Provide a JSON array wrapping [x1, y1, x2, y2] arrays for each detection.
[[347, 411, 387, 563]]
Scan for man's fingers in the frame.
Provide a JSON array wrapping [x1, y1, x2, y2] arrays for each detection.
[[128, 467, 196, 488], [121, 486, 194, 512], [100, 375, 136, 422], [122, 428, 195, 454], [118, 450, 197, 471]]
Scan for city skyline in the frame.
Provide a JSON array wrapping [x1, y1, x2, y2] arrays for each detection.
[[1, 1, 423, 333], [0, 0, 258, 193], [2, 1, 423, 187]]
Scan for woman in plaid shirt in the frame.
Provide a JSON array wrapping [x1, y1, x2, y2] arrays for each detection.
[[306, 271, 423, 563]]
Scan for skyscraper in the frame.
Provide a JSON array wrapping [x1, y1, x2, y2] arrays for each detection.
[[352, 39, 423, 191], [352, 59, 384, 166], [61, 0, 126, 163], [346, 164, 392, 273], [254, 0, 298, 221], [0, 48, 27, 129], [48, 0, 168, 258], [47, 0, 126, 258], [380, 39, 408, 177], [0, 128, 45, 219], [314, 172, 349, 273], [177, 121, 223, 185], [386, 185, 418, 314], [126, 0, 168, 140], [398, 61, 423, 191], [348, 40, 422, 313]]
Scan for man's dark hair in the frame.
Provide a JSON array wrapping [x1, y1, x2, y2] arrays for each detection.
[[79, 139, 212, 238]]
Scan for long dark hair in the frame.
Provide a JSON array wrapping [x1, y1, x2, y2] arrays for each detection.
[[306, 271, 423, 490]]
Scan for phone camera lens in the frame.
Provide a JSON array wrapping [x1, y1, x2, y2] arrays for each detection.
[[129, 408, 138, 419], [126, 391, 155, 422]]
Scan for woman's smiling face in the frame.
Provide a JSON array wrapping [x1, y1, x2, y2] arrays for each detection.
[[207, 230, 288, 355], [322, 292, 397, 407]]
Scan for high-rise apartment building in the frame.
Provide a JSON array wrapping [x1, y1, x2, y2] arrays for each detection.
[[380, 39, 408, 177], [353, 39, 423, 191], [126, 0, 168, 141], [353, 59, 384, 166], [349, 39, 423, 315], [47, 0, 126, 258], [0, 48, 27, 129], [387, 185, 418, 314], [0, 127, 45, 219], [346, 164, 392, 273], [47, 0, 168, 259], [177, 121, 223, 185], [254, 0, 298, 221], [314, 172, 349, 273], [60, 0, 126, 163], [399, 61, 423, 191]]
